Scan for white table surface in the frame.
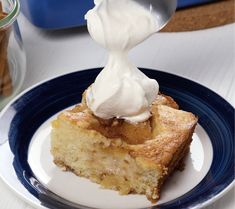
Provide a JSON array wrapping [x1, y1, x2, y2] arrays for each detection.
[[0, 13, 234, 209]]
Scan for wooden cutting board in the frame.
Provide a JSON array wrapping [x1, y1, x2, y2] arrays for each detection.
[[161, 0, 235, 32]]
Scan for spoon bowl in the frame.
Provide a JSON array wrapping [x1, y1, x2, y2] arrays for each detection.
[[134, 0, 177, 31]]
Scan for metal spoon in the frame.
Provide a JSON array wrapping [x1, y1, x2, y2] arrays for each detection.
[[134, 0, 177, 31]]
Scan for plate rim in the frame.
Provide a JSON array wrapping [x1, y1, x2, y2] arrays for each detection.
[[0, 68, 234, 209]]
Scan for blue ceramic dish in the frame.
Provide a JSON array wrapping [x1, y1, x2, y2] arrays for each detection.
[[20, 0, 217, 29], [0, 68, 234, 209]]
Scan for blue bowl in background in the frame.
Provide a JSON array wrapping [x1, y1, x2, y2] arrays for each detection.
[[20, 0, 217, 29]]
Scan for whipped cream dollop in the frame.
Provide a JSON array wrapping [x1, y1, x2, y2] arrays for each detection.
[[85, 0, 159, 123]]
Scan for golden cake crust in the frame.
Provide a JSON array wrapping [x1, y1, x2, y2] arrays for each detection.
[[54, 93, 197, 168], [51, 94, 197, 202]]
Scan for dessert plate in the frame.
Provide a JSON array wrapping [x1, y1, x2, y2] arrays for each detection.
[[0, 68, 234, 209]]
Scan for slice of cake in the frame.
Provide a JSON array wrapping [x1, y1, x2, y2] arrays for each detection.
[[51, 94, 197, 202]]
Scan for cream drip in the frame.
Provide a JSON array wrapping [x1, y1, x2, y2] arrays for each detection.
[[85, 0, 159, 123]]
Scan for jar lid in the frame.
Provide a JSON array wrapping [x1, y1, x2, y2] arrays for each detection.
[[0, 0, 20, 28]]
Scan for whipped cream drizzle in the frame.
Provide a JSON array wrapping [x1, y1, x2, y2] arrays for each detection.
[[85, 0, 159, 123]]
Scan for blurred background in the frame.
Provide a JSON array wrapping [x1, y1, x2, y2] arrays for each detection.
[[0, 0, 234, 108]]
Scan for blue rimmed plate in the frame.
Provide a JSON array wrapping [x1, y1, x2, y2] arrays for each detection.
[[0, 68, 234, 209]]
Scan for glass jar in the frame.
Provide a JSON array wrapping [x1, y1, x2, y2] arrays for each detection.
[[0, 0, 26, 109]]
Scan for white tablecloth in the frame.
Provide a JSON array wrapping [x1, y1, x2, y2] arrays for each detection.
[[0, 14, 234, 209]]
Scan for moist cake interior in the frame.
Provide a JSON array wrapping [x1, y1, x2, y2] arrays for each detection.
[[51, 94, 197, 202]]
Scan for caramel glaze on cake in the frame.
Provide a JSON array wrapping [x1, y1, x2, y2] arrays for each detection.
[[69, 93, 179, 145], [51, 93, 197, 202]]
